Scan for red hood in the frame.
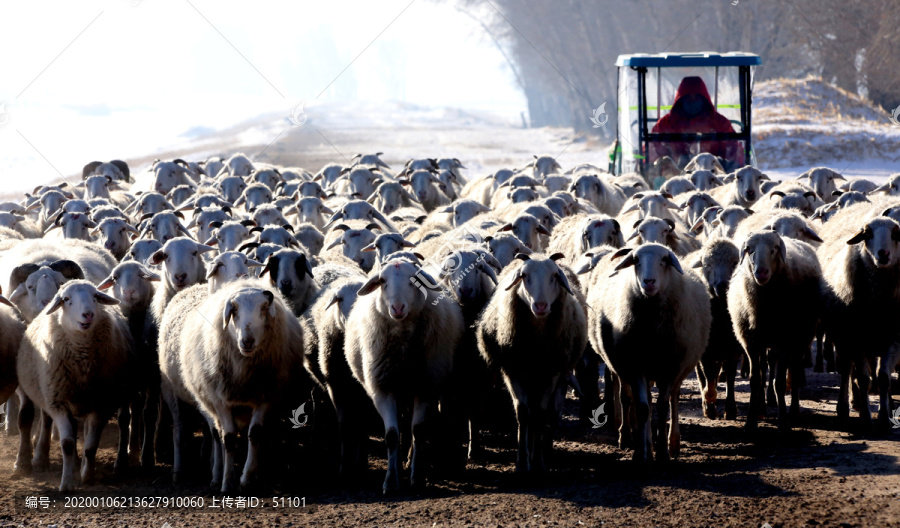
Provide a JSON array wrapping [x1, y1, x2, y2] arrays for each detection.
[[672, 76, 713, 106]]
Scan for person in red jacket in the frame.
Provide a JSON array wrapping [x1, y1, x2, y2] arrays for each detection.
[[649, 76, 744, 168]]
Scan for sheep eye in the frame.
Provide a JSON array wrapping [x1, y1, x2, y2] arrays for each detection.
[[63, 297, 70, 302], [192, 251, 198, 256]]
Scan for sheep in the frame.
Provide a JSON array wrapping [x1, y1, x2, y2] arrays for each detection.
[[258, 248, 317, 315], [352, 152, 391, 170], [797, 167, 846, 203], [92, 217, 139, 260], [90, 205, 127, 224], [0, 213, 40, 239], [295, 181, 329, 200], [300, 273, 369, 474], [817, 209, 900, 430], [702, 205, 753, 239], [547, 214, 623, 267], [496, 214, 551, 253], [529, 154, 562, 178], [688, 237, 744, 419], [97, 261, 160, 467], [152, 161, 197, 195], [484, 232, 533, 267], [188, 206, 232, 245], [5, 258, 97, 324], [614, 172, 651, 198], [162, 279, 301, 486], [288, 197, 334, 229], [400, 170, 451, 212], [223, 153, 255, 177], [345, 258, 464, 492], [587, 244, 709, 461], [728, 230, 822, 430], [709, 166, 770, 207], [361, 232, 417, 264], [234, 183, 274, 211], [763, 184, 821, 217], [436, 169, 462, 200], [659, 177, 697, 197], [82, 159, 131, 182], [840, 178, 878, 194], [476, 253, 586, 472], [82, 175, 131, 208], [167, 185, 195, 207], [688, 170, 725, 191], [206, 251, 264, 292], [250, 203, 290, 227], [45, 211, 96, 241], [323, 223, 379, 272], [732, 210, 823, 248], [646, 156, 681, 189], [126, 239, 163, 265], [628, 217, 698, 255], [323, 200, 397, 232], [870, 174, 900, 197], [568, 173, 626, 216], [619, 191, 685, 227], [293, 223, 325, 256], [205, 220, 256, 252], [215, 175, 246, 204], [437, 158, 467, 182], [31, 190, 69, 230], [181, 193, 233, 212], [313, 163, 346, 188], [680, 192, 721, 228], [0, 293, 26, 412], [139, 211, 191, 243], [15, 280, 135, 491], [341, 167, 382, 200], [250, 168, 283, 192]]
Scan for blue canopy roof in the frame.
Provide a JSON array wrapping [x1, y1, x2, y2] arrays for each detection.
[[616, 52, 761, 67]]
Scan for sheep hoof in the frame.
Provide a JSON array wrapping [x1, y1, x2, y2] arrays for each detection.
[[724, 405, 737, 421], [13, 462, 32, 477], [836, 402, 850, 422], [702, 402, 718, 420], [31, 458, 49, 473], [209, 478, 222, 490], [59, 481, 75, 493]]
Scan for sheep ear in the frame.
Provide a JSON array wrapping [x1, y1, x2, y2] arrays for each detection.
[[361, 244, 376, 253], [45, 294, 65, 314], [691, 259, 703, 269], [504, 270, 525, 291], [97, 276, 115, 290], [778, 239, 787, 262], [802, 227, 823, 243], [140, 268, 162, 281], [555, 268, 574, 295], [296, 254, 314, 279], [260, 256, 280, 278], [262, 290, 276, 317], [665, 252, 684, 275], [0, 294, 13, 308], [9, 284, 27, 303], [197, 244, 217, 254], [150, 250, 167, 266], [612, 254, 635, 273], [499, 223, 513, 232], [846, 227, 871, 245], [95, 291, 120, 305], [549, 252, 565, 262], [206, 262, 223, 280], [222, 301, 235, 330], [358, 276, 384, 296]]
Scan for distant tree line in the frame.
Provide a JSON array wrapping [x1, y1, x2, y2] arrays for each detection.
[[444, 0, 900, 132]]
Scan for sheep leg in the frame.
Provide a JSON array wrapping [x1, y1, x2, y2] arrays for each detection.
[[373, 391, 401, 494], [669, 384, 682, 459], [214, 403, 240, 494], [824, 336, 835, 373], [632, 377, 651, 463], [328, 385, 364, 477], [241, 403, 269, 489], [617, 380, 632, 449], [32, 410, 53, 472], [82, 413, 106, 485], [128, 392, 143, 466], [746, 346, 765, 430], [14, 394, 34, 475], [724, 355, 739, 421], [876, 349, 899, 431], [162, 388, 185, 485], [814, 323, 825, 373], [698, 359, 720, 420], [789, 349, 803, 421], [854, 357, 873, 430], [53, 412, 79, 493], [654, 382, 672, 462], [513, 398, 530, 473], [835, 345, 852, 422], [142, 387, 161, 470], [205, 418, 223, 490], [605, 366, 618, 431], [766, 351, 777, 408], [576, 351, 601, 423], [5, 397, 20, 436], [409, 396, 429, 489], [773, 351, 789, 432], [115, 406, 130, 475]]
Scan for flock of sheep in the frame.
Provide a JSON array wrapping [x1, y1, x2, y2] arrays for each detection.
[[0, 152, 897, 495]]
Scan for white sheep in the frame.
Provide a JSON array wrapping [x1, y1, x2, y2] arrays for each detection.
[[345, 258, 464, 493], [477, 253, 586, 472], [15, 280, 135, 491]]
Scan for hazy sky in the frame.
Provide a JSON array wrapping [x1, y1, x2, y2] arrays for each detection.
[[0, 0, 525, 179]]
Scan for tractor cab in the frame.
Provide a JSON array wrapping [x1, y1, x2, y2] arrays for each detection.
[[610, 52, 761, 185]]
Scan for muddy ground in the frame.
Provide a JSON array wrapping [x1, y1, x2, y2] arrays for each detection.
[[0, 367, 898, 528]]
